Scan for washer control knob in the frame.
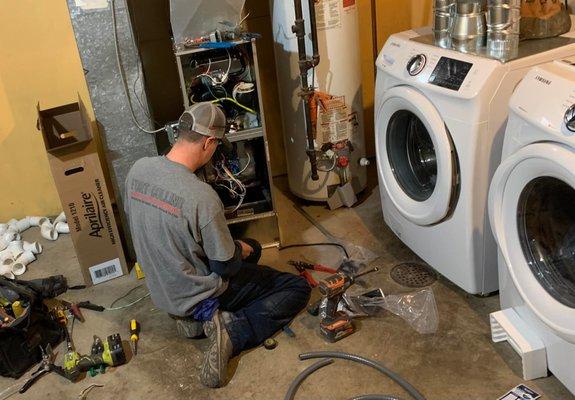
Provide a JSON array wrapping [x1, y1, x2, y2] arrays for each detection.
[[564, 104, 575, 133], [406, 54, 427, 76]]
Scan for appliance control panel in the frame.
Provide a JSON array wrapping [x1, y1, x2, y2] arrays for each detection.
[[376, 32, 500, 99], [509, 58, 575, 137]]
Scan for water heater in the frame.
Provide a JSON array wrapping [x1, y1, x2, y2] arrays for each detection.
[[270, 0, 368, 202]]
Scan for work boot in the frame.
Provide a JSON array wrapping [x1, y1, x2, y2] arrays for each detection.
[[200, 311, 233, 388], [169, 314, 205, 339], [175, 318, 204, 339]]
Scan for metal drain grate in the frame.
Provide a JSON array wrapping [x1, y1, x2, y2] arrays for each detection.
[[390, 262, 437, 288]]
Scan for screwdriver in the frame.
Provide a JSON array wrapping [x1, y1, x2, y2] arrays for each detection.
[[130, 319, 140, 355]]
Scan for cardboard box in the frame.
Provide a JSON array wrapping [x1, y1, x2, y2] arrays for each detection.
[[37, 97, 128, 286]]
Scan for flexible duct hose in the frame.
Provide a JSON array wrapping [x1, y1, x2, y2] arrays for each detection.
[[284, 358, 334, 400], [299, 352, 426, 400]]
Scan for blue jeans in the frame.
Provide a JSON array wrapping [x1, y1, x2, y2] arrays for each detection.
[[218, 262, 311, 356]]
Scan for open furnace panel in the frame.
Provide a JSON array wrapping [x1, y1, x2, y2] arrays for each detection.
[[175, 40, 280, 246]]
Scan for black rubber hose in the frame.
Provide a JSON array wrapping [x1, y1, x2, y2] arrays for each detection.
[[299, 352, 426, 400], [284, 358, 334, 400], [348, 396, 403, 400]]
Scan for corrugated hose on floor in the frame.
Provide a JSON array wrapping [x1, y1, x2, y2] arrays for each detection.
[[284, 351, 426, 400]]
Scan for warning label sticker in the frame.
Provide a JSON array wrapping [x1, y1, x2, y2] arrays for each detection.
[[343, 0, 356, 8], [318, 96, 350, 143], [315, 0, 341, 31]]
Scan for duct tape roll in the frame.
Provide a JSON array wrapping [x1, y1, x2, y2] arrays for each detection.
[[27, 216, 49, 227], [23, 241, 42, 255], [8, 241, 24, 259], [11, 263, 26, 276], [55, 222, 70, 234], [15, 218, 31, 233], [54, 211, 66, 224], [40, 222, 58, 241], [15, 250, 35, 266], [0, 264, 15, 280]]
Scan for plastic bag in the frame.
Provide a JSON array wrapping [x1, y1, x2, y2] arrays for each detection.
[[383, 288, 439, 334]]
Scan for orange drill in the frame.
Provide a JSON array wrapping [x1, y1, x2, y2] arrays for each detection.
[[318, 267, 379, 342]]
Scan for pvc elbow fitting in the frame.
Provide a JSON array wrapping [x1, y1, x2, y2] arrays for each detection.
[[7, 240, 24, 259], [15, 218, 31, 233], [23, 241, 42, 255], [0, 264, 15, 280], [55, 222, 70, 234], [27, 216, 49, 227], [40, 222, 58, 241], [54, 211, 67, 225]]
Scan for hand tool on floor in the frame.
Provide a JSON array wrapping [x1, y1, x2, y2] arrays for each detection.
[[19, 345, 68, 393], [318, 267, 379, 342], [288, 261, 338, 287], [129, 319, 140, 355]]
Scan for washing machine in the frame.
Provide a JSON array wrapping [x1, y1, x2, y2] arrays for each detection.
[[375, 28, 575, 294], [489, 59, 575, 394]]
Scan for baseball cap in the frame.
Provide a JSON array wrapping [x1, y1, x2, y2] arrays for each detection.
[[178, 102, 231, 149]]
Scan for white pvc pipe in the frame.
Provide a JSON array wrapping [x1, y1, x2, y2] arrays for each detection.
[[15, 250, 35, 266], [11, 263, 26, 276], [7, 241, 23, 259], [27, 216, 48, 227], [54, 211, 67, 224], [55, 221, 70, 234], [0, 224, 7, 235], [40, 222, 58, 241], [2, 230, 16, 243], [15, 218, 31, 233], [0, 264, 15, 279], [0, 249, 12, 262], [23, 241, 42, 255]]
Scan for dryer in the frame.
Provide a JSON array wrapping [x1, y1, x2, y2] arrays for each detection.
[[375, 28, 575, 294], [489, 59, 575, 394]]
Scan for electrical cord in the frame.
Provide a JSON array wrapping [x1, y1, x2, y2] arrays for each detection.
[[298, 352, 426, 400], [284, 358, 334, 400], [110, 0, 164, 134], [106, 284, 151, 311], [235, 153, 251, 176], [212, 97, 257, 114]]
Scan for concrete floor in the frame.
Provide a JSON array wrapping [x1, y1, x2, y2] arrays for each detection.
[[1, 171, 574, 400]]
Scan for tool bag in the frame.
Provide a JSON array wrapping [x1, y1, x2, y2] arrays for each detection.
[[521, 0, 572, 39], [0, 276, 65, 378]]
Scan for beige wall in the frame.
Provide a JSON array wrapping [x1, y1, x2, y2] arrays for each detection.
[[0, 1, 94, 221]]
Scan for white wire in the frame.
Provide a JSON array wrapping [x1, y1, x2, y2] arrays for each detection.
[[106, 293, 151, 311], [110, 0, 164, 134], [235, 153, 251, 176], [317, 154, 337, 172]]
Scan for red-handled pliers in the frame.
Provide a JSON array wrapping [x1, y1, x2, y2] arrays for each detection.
[[288, 261, 338, 287]]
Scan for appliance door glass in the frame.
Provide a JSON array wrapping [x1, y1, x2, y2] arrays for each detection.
[[376, 86, 457, 226], [489, 143, 575, 342]]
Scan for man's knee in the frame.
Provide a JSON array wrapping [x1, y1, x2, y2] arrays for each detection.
[[288, 274, 312, 308]]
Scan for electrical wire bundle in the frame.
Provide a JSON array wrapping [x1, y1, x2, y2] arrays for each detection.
[[213, 153, 251, 213]]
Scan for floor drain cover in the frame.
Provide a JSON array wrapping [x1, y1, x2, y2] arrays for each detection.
[[390, 262, 437, 288]]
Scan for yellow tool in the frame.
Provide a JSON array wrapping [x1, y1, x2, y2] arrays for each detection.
[[12, 301, 24, 318], [130, 319, 140, 355], [134, 262, 145, 280]]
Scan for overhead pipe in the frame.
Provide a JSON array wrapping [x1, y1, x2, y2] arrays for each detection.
[[292, 0, 321, 181]]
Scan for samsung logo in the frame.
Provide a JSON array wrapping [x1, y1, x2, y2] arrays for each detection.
[[535, 75, 552, 85]]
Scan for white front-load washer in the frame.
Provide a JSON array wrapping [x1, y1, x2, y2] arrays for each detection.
[[489, 59, 575, 394], [375, 28, 575, 294]]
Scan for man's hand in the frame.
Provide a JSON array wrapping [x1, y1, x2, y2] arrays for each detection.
[[237, 240, 254, 260]]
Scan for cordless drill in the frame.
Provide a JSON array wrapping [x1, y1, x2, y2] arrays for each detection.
[[63, 334, 126, 381], [318, 267, 378, 342]]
